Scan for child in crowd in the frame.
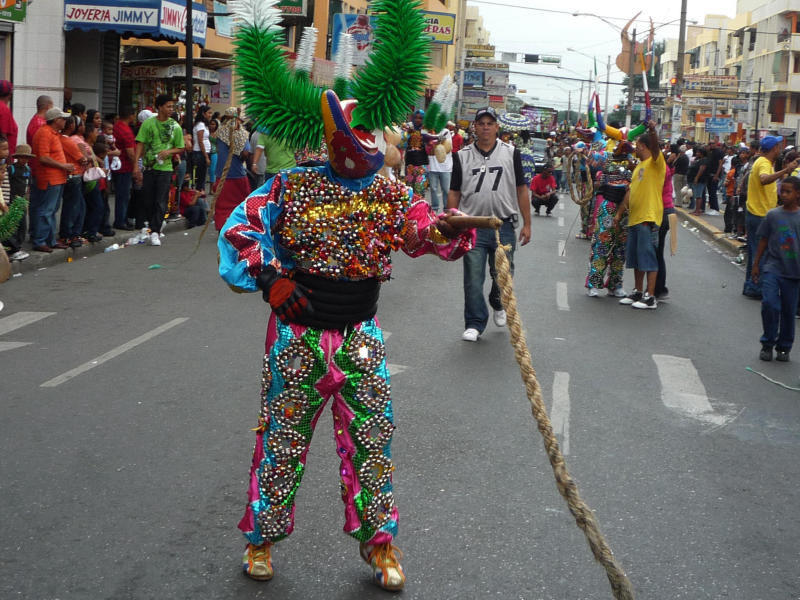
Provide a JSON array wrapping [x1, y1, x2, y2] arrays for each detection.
[[102, 121, 122, 172], [752, 176, 800, 362], [179, 180, 208, 228]]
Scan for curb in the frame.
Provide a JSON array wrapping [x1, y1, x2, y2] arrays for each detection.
[[7, 217, 189, 277], [674, 207, 745, 256]]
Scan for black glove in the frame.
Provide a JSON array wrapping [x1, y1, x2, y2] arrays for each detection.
[[256, 266, 313, 323]]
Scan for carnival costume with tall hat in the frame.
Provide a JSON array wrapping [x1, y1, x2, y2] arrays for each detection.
[[217, 0, 476, 590]]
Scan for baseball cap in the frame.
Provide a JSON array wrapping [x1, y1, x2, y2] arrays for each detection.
[[44, 107, 69, 121], [0, 80, 12, 95], [760, 135, 783, 151], [474, 107, 498, 122]]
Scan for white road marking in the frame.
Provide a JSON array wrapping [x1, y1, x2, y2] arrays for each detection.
[[557, 240, 565, 256], [387, 364, 407, 376], [652, 354, 731, 426], [559, 202, 565, 211], [41, 318, 189, 388], [0, 341, 31, 352], [558, 216, 565, 227], [551, 371, 570, 455], [0, 311, 55, 336], [556, 282, 570, 311]]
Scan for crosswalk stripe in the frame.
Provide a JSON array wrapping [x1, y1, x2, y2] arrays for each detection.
[[551, 371, 571, 455], [557, 240, 565, 256], [652, 354, 730, 425], [0, 311, 55, 336], [41, 318, 189, 388], [0, 341, 32, 352]]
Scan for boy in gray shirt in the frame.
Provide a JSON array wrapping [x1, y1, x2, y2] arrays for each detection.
[[752, 175, 800, 361]]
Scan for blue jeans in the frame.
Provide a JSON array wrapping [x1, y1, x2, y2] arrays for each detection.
[[83, 183, 103, 236], [31, 183, 64, 247], [209, 153, 218, 183], [427, 170, 451, 213], [59, 177, 85, 239], [112, 171, 132, 227], [462, 221, 516, 332], [760, 271, 800, 351], [690, 182, 706, 211], [744, 211, 764, 296]]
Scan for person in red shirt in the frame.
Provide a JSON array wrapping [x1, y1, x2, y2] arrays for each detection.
[[447, 121, 463, 153], [0, 80, 18, 154], [30, 108, 73, 252], [178, 180, 207, 228], [530, 163, 558, 216], [26, 95, 53, 147], [112, 105, 136, 229]]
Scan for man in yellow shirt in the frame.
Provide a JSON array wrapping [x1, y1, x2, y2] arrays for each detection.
[[613, 121, 665, 309], [743, 136, 799, 297]]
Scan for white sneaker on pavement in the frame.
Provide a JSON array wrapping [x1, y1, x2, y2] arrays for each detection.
[[493, 309, 507, 327], [149, 232, 161, 246], [587, 288, 599, 297], [609, 287, 627, 298], [705, 209, 721, 216], [462, 328, 480, 342], [9, 250, 29, 261]]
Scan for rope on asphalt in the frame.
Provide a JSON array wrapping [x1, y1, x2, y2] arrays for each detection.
[[746, 367, 800, 392], [493, 229, 635, 600]]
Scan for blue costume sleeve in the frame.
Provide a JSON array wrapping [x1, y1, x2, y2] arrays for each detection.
[[217, 174, 286, 292]]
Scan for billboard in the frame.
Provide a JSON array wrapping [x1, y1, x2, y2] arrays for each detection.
[[520, 106, 557, 133], [423, 11, 455, 44], [0, 0, 27, 23], [462, 71, 485, 88], [331, 14, 376, 66]]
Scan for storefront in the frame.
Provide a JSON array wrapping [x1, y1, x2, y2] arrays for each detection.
[[119, 58, 231, 115], [63, 0, 207, 115]]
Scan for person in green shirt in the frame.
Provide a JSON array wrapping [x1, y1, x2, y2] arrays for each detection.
[[254, 132, 296, 183], [132, 94, 185, 246]]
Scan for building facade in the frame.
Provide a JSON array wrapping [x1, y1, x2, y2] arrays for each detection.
[[661, 0, 800, 142]]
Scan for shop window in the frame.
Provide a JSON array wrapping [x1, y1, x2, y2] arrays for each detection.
[[791, 93, 800, 114], [748, 29, 756, 52], [769, 93, 786, 123]]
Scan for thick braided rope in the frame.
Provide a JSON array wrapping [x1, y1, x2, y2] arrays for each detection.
[[190, 143, 236, 256], [564, 153, 593, 206], [493, 231, 635, 600]]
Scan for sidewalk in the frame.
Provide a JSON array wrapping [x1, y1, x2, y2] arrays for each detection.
[[673, 203, 745, 257], [5, 216, 190, 277]]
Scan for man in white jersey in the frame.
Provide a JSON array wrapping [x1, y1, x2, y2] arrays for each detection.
[[447, 107, 532, 342]]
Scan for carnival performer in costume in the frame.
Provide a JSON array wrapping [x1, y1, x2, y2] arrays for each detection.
[[217, 0, 476, 591], [586, 143, 633, 296], [404, 130, 428, 196]]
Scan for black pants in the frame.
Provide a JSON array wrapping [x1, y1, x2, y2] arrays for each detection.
[[707, 178, 720, 211], [655, 209, 671, 296], [532, 193, 558, 214], [192, 151, 208, 191], [141, 170, 172, 233]]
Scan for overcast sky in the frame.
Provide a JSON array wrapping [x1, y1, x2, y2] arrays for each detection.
[[469, 0, 738, 111]]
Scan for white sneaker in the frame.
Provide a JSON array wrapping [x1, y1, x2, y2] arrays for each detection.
[[137, 227, 150, 243], [705, 209, 721, 216], [587, 288, 599, 297], [149, 232, 161, 246], [462, 328, 480, 342], [9, 250, 29, 261], [609, 287, 627, 298], [493, 309, 507, 327]]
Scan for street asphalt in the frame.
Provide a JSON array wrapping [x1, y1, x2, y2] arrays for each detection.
[[1, 194, 799, 600]]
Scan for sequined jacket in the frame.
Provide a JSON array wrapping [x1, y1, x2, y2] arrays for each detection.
[[218, 164, 476, 292]]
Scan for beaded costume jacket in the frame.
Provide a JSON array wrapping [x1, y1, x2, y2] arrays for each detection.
[[218, 165, 475, 292]]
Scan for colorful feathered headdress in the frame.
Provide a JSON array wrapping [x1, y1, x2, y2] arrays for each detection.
[[230, 0, 430, 178]]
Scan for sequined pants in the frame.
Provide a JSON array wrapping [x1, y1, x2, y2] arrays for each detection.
[[585, 196, 627, 291], [239, 314, 398, 546]]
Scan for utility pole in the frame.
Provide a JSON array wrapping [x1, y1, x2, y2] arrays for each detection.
[[753, 77, 762, 140], [625, 27, 636, 129], [184, 0, 194, 133], [605, 55, 610, 118], [578, 79, 584, 125], [670, 0, 687, 143]]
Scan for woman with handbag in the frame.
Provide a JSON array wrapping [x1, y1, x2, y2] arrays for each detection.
[[82, 131, 108, 243]]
